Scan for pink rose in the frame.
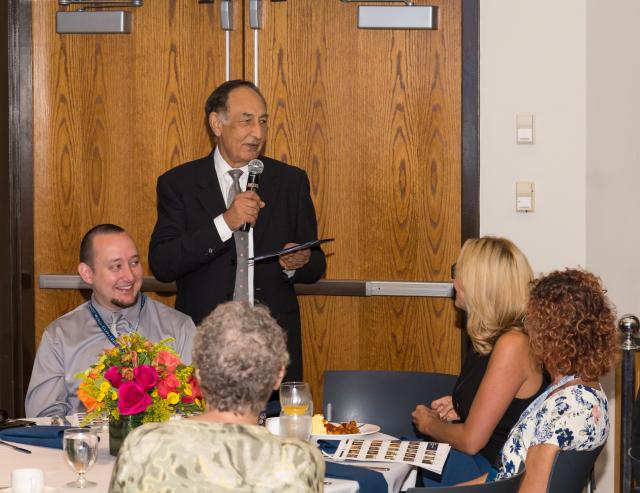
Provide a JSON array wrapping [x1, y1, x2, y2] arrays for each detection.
[[104, 366, 123, 389], [133, 365, 159, 391], [157, 374, 181, 398], [156, 351, 181, 373], [118, 381, 152, 415]]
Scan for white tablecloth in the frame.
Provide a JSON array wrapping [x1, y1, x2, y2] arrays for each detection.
[[1, 425, 415, 493]]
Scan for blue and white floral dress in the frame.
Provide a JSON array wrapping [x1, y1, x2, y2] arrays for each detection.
[[495, 381, 609, 480]]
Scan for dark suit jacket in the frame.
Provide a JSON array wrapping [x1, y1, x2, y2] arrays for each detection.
[[148, 152, 326, 380]]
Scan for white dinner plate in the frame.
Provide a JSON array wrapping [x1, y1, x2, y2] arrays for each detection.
[[312, 423, 381, 440]]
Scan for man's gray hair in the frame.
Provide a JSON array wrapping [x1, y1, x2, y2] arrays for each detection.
[[192, 301, 289, 416]]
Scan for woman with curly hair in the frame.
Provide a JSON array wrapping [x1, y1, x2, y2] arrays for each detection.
[[411, 237, 547, 484], [470, 268, 618, 491]]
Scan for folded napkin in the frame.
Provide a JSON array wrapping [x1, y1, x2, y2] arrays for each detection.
[[319, 440, 387, 493], [318, 439, 340, 455], [0, 425, 70, 449]]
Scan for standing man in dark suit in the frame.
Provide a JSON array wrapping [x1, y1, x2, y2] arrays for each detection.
[[149, 80, 326, 381]]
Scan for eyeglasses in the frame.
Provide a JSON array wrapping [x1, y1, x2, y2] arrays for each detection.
[[450, 263, 457, 279]]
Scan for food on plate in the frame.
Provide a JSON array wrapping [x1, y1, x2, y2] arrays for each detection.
[[311, 414, 361, 434], [312, 414, 326, 435], [325, 420, 360, 435]]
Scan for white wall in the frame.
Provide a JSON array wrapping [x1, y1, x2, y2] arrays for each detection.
[[479, 1, 636, 491], [480, 0, 587, 273], [586, 1, 640, 322]]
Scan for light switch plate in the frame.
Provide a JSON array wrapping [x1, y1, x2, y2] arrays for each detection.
[[516, 113, 534, 144], [516, 181, 535, 212]]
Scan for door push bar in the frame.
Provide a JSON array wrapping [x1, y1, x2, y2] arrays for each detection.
[[38, 274, 454, 298], [58, 0, 143, 6]]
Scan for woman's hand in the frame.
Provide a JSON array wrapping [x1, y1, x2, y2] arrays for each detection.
[[411, 404, 442, 435], [431, 395, 460, 422]]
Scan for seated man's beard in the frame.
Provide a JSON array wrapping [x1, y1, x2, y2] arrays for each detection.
[[111, 293, 139, 309]]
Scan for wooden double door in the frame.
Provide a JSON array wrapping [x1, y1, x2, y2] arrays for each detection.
[[33, 0, 471, 404]]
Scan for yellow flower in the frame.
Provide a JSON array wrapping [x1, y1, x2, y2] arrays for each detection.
[[100, 381, 110, 393], [152, 390, 158, 398], [97, 392, 105, 402], [184, 385, 192, 396], [167, 392, 180, 405], [95, 364, 105, 371], [111, 390, 118, 400]]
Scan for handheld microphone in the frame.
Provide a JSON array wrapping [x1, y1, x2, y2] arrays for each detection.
[[241, 159, 264, 232]]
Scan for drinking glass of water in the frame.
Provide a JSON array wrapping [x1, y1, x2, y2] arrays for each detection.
[[279, 382, 313, 441], [63, 428, 99, 488]]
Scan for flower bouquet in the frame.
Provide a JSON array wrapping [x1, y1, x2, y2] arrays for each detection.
[[76, 332, 204, 455]]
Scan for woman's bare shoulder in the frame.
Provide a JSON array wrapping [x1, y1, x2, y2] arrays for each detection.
[[492, 329, 531, 357]]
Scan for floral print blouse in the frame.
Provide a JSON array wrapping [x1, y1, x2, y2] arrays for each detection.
[[496, 383, 609, 480]]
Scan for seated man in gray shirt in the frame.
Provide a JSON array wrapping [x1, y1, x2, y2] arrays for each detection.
[[25, 223, 196, 418]]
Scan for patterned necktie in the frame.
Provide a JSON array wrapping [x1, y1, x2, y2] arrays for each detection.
[[227, 169, 250, 302], [112, 313, 131, 336]]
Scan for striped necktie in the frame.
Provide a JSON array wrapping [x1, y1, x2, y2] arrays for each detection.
[[227, 169, 249, 302]]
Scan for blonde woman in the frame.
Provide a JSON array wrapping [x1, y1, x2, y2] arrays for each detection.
[[411, 236, 547, 485]]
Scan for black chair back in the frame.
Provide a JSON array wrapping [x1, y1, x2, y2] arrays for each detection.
[[628, 448, 640, 492], [323, 370, 457, 439], [407, 468, 524, 492], [546, 444, 604, 493]]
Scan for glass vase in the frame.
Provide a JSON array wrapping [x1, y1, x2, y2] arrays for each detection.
[[109, 413, 143, 456]]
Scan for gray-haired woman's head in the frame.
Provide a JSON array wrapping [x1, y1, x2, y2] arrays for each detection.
[[192, 301, 289, 416]]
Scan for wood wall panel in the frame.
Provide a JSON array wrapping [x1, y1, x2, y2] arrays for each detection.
[[254, 0, 462, 405], [32, 0, 465, 412], [33, 1, 237, 340]]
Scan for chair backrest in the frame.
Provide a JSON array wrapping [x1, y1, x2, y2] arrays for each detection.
[[628, 448, 640, 490], [546, 444, 604, 493], [407, 468, 525, 493], [323, 370, 457, 439]]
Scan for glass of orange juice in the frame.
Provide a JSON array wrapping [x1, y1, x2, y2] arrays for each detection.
[[279, 382, 313, 441]]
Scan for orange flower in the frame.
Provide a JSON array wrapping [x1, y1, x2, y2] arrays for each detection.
[[77, 388, 98, 412], [157, 374, 181, 398], [121, 367, 134, 380], [156, 351, 180, 373]]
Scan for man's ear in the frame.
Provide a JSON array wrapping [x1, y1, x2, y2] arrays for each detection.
[[273, 366, 286, 391], [208, 112, 224, 137], [78, 262, 94, 285]]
